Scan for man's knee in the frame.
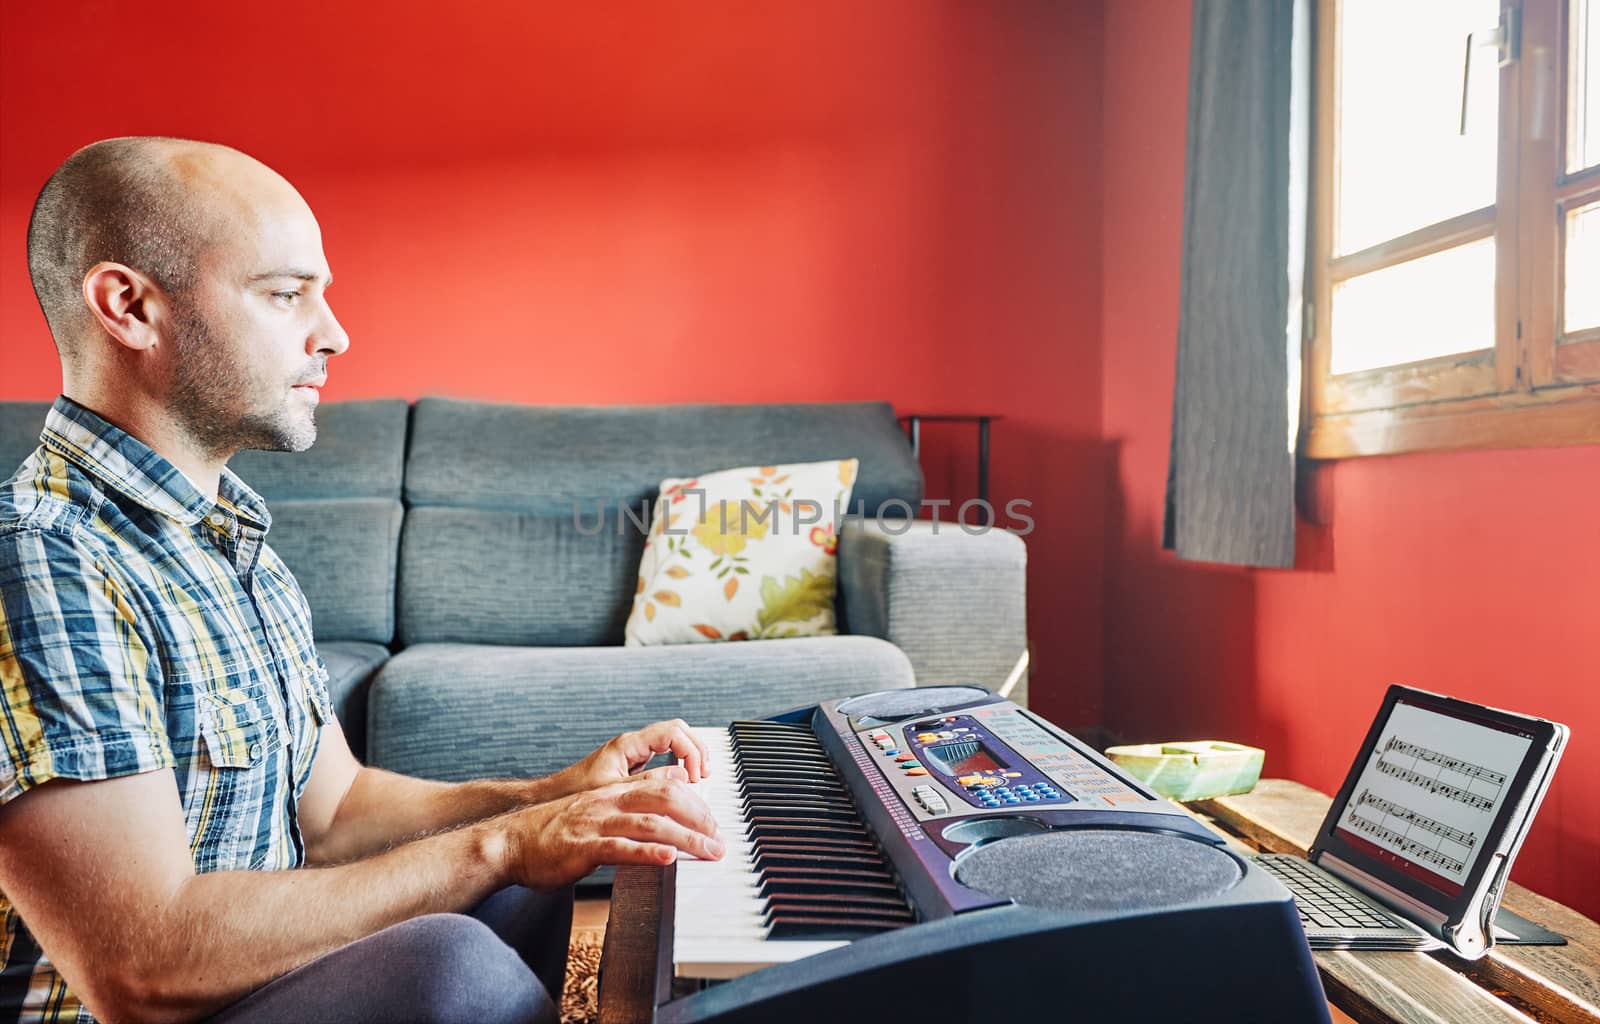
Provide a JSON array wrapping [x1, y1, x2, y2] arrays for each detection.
[[386, 913, 555, 1024]]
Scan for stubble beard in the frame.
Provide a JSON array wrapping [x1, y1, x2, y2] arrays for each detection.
[[168, 307, 318, 458]]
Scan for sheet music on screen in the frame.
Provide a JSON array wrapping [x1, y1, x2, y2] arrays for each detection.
[[1334, 700, 1534, 896]]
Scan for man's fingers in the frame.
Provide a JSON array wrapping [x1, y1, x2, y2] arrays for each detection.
[[615, 779, 720, 839], [629, 764, 688, 784], [593, 836, 678, 866], [603, 812, 724, 860], [620, 720, 710, 782], [669, 718, 711, 781]]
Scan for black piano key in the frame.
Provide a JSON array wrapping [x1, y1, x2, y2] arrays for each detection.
[[749, 838, 881, 856], [747, 822, 869, 841], [748, 839, 882, 856], [737, 769, 840, 784], [744, 813, 866, 829], [752, 851, 888, 870], [766, 916, 906, 940], [762, 891, 912, 912], [761, 889, 915, 908], [738, 794, 857, 811], [737, 770, 842, 785], [759, 875, 902, 899], [757, 865, 896, 885], [764, 903, 915, 927], [740, 789, 851, 802], [740, 806, 862, 824]]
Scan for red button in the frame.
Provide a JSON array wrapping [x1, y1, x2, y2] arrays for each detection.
[[895, 754, 916, 762]]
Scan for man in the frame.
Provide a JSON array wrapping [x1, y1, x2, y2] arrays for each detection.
[[0, 137, 724, 1024]]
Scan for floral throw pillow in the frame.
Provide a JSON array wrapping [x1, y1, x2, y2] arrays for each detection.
[[624, 458, 859, 646]]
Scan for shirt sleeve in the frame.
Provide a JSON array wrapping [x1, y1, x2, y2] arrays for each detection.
[[0, 528, 174, 805]]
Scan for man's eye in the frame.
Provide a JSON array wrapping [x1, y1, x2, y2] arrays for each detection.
[[272, 291, 302, 306]]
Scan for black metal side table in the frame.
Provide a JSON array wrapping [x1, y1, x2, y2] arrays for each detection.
[[898, 414, 1003, 525]]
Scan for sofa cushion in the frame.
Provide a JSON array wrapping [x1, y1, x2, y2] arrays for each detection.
[[267, 499, 402, 644], [399, 398, 923, 647], [318, 641, 391, 762], [228, 400, 410, 644], [366, 636, 915, 781], [398, 507, 643, 646]]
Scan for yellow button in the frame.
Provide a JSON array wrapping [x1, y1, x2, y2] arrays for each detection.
[[1003, 772, 1022, 778], [916, 733, 937, 743], [957, 775, 983, 786]]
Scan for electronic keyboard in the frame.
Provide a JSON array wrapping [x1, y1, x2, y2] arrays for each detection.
[[624, 685, 1330, 1023]]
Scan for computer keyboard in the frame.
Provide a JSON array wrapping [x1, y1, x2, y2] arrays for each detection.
[[1255, 854, 1409, 932]]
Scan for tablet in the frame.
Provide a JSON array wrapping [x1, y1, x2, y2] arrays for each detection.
[[1309, 685, 1568, 958]]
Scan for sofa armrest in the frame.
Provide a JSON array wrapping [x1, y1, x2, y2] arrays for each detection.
[[838, 520, 1028, 705]]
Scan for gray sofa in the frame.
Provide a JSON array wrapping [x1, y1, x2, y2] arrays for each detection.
[[0, 398, 1028, 782]]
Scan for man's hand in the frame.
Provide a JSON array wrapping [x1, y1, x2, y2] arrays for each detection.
[[551, 719, 712, 797], [499, 775, 723, 889]]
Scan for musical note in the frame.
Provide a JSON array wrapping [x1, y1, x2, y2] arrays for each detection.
[[1383, 736, 1506, 786], [1344, 809, 1467, 874], [1374, 758, 1499, 810], [1355, 790, 1477, 848]]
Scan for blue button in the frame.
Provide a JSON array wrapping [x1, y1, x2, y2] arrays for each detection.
[[1002, 796, 1020, 803], [884, 749, 899, 756], [1023, 794, 1040, 801]]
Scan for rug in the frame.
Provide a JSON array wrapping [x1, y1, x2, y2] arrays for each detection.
[[560, 930, 604, 1024]]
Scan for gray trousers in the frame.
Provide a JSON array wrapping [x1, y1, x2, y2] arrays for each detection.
[[206, 886, 573, 1024]]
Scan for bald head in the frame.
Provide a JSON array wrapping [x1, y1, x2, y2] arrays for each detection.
[[26, 137, 288, 359]]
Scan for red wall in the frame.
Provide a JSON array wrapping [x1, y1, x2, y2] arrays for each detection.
[[0, 3, 1106, 727], [10, 0, 1586, 921], [1102, 0, 1600, 919]]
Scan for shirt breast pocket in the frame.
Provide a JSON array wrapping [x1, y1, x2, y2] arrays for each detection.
[[190, 677, 287, 868], [199, 686, 283, 769]]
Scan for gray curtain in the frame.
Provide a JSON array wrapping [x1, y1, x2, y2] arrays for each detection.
[[1163, 0, 1310, 569]]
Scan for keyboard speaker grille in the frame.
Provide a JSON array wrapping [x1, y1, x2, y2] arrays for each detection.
[[954, 828, 1244, 912]]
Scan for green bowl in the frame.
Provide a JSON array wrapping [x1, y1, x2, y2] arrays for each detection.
[[1104, 740, 1264, 802]]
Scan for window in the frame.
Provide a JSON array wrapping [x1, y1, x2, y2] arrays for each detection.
[[1304, 0, 1600, 458]]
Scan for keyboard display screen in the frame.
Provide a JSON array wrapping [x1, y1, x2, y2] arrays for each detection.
[[924, 740, 1004, 775], [1332, 700, 1534, 897]]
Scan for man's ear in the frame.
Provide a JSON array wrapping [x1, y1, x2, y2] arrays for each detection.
[[81, 262, 170, 353]]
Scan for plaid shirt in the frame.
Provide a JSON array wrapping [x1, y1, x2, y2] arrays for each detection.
[[0, 397, 333, 1022]]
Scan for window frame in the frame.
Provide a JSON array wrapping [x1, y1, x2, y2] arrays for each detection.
[[1303, 0, 1600, 459]]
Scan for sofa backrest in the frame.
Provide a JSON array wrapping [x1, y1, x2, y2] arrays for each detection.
[[0, 403, 51, 483], [228, 400, 409, 645], [0, 398, 407, 647], [397, 398, 924, 647]]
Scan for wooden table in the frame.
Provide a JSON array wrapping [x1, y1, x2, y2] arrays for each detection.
[[599, 779, 1599, 1023], [1188, 779, 1600, 1024]]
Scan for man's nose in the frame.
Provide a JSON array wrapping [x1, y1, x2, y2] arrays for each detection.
[[312, 300, 351, 358]]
